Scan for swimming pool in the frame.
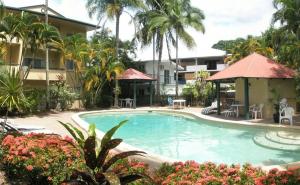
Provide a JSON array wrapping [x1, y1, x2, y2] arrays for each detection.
[[80, 111, 300, 165]]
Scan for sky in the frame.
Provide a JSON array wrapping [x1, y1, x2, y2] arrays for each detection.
[[3, 0, 276, 60]]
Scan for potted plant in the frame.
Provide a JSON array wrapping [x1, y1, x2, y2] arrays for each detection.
[[269, 88, 281, 123]]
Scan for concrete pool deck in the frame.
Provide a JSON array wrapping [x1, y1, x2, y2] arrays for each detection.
[[8, 107, 300, 171]]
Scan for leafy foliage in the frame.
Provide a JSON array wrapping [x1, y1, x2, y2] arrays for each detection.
[[182, 71, 213, 106], [0, 68, 29, 115], [49, 75, 77, 111], [0, 133, 85, 185], [155, 161, 300, 185], [60, 120, 151, 185]]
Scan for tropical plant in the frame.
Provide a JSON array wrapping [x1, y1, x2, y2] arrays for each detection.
[[0, 13, 22, 66], [60, 120, 150, 185], [224, 36, 275, 65], [182, 71, 213, 106], [149, 0, 205, 97], [86, 0, 145, 107], [272, 0, 300, 40], [1, 133, 85, 185], [49, 75, 77, 111], [0, 68, 28, 127]]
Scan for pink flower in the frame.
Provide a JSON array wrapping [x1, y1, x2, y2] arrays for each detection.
[[26, 165, 33, 171]]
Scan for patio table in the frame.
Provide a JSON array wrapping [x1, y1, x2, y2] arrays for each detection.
[[119, 98, 134, 108], [173, 99, 186, 109], [231, 104, 244, 118]]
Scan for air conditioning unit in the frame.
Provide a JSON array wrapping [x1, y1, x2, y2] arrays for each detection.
[[159, 65, 164, 70]]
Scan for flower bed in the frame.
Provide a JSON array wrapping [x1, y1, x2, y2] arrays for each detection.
[[1, 133, 300, 185], [155, 161, 300, 185], [0, 133, 85, 185]]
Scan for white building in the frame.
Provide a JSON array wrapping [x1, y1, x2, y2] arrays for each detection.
[[135, 60, 184, 96]]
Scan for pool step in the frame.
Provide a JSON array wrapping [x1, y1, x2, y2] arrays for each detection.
[[277, 131, 300, 140], [253, 132, 300, 151], [265, 132, 300, 145]]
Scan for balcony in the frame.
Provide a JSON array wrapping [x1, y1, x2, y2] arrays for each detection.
[[25, 68, 66, 81], [186, 64, 227, 72]]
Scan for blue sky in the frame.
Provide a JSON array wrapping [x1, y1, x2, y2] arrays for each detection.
[[3, 0, 276, 59]]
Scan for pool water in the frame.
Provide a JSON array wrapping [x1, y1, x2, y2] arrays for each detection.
[[81, 111, 300, 165]]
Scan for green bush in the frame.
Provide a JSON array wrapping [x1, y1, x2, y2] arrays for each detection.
[[50, 75, 77, 111], [1, 133, 85, 185], [25, 88, 46, 113]]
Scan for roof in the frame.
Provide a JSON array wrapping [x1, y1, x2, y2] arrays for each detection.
[[20, 4, 65, 18], [117, 68, 156, 81], [5, 5, 97, 31], [207, 53, 296, 81]]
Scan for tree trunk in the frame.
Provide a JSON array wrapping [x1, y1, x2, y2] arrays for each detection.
[[152, 34, 155, 78], [175, 33, 179, 97], [113, 12, 121, 108], [156, 33, 163, 99]]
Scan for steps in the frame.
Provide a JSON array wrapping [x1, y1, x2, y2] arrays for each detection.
[[253, 131, 300, 151]]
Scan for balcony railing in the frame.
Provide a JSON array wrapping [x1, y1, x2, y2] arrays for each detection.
[[25, 68, 66, 81], [186, 64, 227, 72]]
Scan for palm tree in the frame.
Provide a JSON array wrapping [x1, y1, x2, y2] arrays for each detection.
[[272, 0, 300, 40], [148, 0, 205, 97], [135, 0, 168, 98], [0, 13, 22, 66], [86, 0, 145, 107]]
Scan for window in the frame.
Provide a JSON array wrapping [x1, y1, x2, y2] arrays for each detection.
[[206, 60, 217, 70], [66, 60, 75, 70], [23, 58, 32, 67], [33, 59, 43, 69], [164, 70, 170, 84]]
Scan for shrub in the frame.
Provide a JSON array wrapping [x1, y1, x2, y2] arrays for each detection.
[[50, 75, 77, 111], [25, 88, 46, 113], [60, 121, 152, 185], [155, 161, 300, 185], [0, 133, 85, 185]]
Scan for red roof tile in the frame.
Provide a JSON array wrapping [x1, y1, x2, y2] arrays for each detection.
[[117, 68, 155, 81], [207, 53, 295, 81]]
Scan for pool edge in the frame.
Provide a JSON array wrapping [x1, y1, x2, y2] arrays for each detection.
[[71, 108, 300, 171]]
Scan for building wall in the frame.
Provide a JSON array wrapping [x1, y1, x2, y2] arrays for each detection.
[[235, 78, 296, 119]]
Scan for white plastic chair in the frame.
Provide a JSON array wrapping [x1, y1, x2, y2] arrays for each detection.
[[280, 107, 294, 125], [222, 107, 236, 117], [252, 104, 264, 119], [249, 104, 257, 118], [125, 98, 132, 108]]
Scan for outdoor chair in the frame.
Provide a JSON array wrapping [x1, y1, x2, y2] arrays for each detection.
[[249, 104, 257, 118], [222, 107, 236, 117], [201, 100, 218, 115], [125, 98, 133, 108], [167, 97, 173, 107], [0, 119, 51, 134], [252, 104, 264, 119], [279, 107, 294, 125]]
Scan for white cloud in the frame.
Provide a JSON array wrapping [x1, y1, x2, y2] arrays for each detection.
[[3, 0, 276, 59]]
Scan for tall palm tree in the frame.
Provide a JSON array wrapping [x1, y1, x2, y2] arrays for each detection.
[[135, 0, 168, 98], [0, 13, 22, 66], [86, 0, 145, 107], [148, 0, 205, 97], [272, 0, 300, 40], [18, 11, 40, 67]]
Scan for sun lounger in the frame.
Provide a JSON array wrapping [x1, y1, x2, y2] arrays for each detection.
[[201, 101, 218, 115], [0, 119, 53, 134]]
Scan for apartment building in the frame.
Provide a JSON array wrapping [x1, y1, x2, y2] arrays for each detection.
[[135, 60, 184, 95], [2, 4, 96, 89], [176, 55, 227, 84]]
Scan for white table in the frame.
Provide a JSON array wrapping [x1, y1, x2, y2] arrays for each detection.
[[231, 104, 244, 117], [119, 98, 134, 108], [173, 99, 186, 109]]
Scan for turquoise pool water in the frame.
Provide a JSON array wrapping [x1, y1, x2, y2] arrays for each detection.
[[81, 111, 300, 165]]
